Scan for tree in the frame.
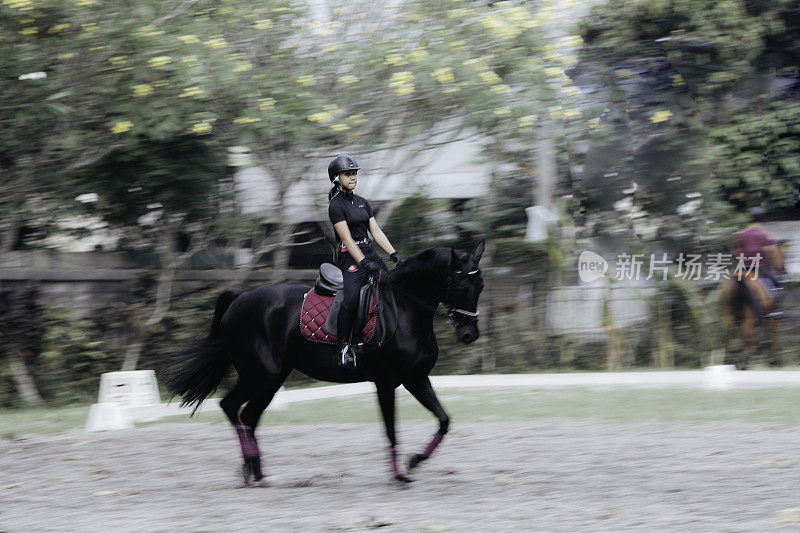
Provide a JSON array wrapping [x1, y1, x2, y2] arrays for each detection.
[[0, 284, 45, 406], [577, 0, 800, 216]]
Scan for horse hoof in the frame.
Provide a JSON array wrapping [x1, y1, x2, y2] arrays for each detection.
[[408, 453, 426, 471], [242, 463, 254, 486], [394, 474, 414, 483]]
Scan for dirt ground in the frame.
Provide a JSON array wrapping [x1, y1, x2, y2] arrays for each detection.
[[2, 420, 800, 532]]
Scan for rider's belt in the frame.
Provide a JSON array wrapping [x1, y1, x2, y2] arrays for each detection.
[[340, 238, 370, 252]]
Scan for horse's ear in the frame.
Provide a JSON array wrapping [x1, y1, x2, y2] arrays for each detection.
[[451, 248, 461, 268], [472, 240, 485, 263]]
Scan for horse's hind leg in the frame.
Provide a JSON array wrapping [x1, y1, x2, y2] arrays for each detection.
[[236, 371, 291, 484], [220, 380, 248, 426], [219, 379, 262, 484], [403, 375, 450, 472]]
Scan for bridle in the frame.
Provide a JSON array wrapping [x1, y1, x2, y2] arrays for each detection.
[[443, 269, 481, 326], [379, 268, 481, 326]]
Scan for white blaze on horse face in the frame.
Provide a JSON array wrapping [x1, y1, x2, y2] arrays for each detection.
[[578, 250, 608, 283]]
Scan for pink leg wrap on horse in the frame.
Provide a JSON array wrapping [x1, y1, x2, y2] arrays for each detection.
[[389, 446, 401, 477], [422, 431, 445, 459], [234, 423, 260, 459]]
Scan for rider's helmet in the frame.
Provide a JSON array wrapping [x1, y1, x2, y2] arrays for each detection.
[[327, 154, 360, 182]]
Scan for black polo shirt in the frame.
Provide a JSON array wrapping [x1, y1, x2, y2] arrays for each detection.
[[328, 190, 374, 243]]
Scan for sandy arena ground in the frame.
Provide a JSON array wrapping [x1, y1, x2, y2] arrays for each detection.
[[2, 420, 800, 532]]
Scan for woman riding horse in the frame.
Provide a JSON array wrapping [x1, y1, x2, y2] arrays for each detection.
[[327, 154, 401, 366], [168, 196, 486, 483], [722, 209, 786, 368]]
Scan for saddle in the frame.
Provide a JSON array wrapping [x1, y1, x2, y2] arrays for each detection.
[[299, 263, 383, 345]]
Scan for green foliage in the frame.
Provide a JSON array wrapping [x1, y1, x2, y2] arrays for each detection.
[[578, 0, 800, 213], [74, 136, 226, 227], [383, 193, 461, 257], [33, 309, 122, 405], [709, 98, 800, 209]]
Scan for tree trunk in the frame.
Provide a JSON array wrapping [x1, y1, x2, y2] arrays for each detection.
[[536, 117, 556, 209], [268, 221, 296, 284], [120, 221, 179, 371], [8, 349, 44, 407], [0, 218, 18, 255], [120, 318, 144, 371], [653, 297, 675, 368]]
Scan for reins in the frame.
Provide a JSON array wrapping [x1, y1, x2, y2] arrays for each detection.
[[377, 269, 480, 324]]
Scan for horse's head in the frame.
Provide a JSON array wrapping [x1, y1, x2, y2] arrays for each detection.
[[445, 241, 485, 344]]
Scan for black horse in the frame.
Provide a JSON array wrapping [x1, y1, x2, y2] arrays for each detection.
[[168, 242, 485, 483]]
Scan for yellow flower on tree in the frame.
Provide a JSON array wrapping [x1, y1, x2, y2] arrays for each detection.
[[233, 61, 252, 73], [254, 19, 272, 30], [544, 67, 563, 79], [190, 122, 212, 135], [4, 0, 34, 11], [384, 54, 407, 66], [409, 47, 428, 62], [148, 56, 172, 68], [132, 84, 153, 97], [432, 67, 454, 84], [179, 86, 205, 98], [111, 121, 133, 134], [259, 98, 276, 111], [296, 75, 316, 86], [491, 84, 510, 95], [478, 70, 502, 85], [650, 110, 673, 123], [561, 35, 584, 48], [178, 35, 201, 45], [204, 36, 228, 49], [389, 71, 415, 96]]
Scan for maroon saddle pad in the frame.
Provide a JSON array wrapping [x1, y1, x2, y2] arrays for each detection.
[[299, 288, 378, 345]]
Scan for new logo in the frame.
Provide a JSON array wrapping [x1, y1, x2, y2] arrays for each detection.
[[578, 250, 608, 283]]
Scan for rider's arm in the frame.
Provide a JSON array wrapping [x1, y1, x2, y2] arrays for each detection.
[[333, 221, 366, 264], [368, 217, 396, 256]]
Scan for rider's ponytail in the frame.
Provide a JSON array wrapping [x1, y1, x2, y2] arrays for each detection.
[[328, 181, 340, 201]]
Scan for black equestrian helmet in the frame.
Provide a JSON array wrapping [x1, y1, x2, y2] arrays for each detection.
[[328, 154, 361, 182]]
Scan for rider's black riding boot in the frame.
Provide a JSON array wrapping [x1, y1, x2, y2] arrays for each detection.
[[337, 304, 357, 367]]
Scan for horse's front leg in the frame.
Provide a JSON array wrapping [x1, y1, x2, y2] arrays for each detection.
[[403, 375, 449, 472], [376, 383, 412, 483]]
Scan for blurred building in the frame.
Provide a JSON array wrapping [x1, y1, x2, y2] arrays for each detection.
[[229, 131, 493, 225]]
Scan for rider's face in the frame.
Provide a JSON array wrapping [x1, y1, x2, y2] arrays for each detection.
[[338, 170, 358, 191]]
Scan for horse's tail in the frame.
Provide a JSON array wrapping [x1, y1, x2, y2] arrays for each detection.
[[167, 290, 240, 415]]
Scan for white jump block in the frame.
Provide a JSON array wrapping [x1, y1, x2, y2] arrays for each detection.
[[702, 365, 737, 390], [86, 370, 163, 432]]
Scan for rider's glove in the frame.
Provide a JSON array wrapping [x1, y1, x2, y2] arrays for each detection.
[[390, 252, 401, 266], [359, 258, 382, 275]]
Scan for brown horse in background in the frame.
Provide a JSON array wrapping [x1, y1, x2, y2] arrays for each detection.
[[720, 243, 786, 369]]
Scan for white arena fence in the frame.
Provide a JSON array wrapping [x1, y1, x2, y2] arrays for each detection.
[[85, 368, 800, 432]]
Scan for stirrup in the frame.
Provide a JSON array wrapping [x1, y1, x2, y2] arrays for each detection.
[[338, 343, 356, 367]]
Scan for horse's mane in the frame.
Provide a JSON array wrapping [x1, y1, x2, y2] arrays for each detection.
[[385, 247, 452, 288]]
